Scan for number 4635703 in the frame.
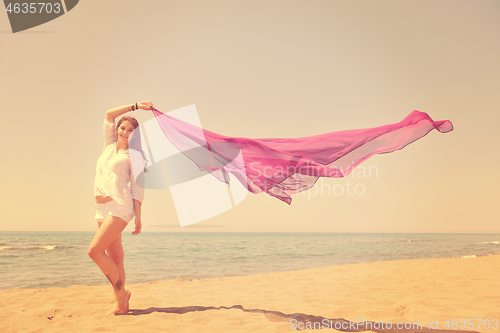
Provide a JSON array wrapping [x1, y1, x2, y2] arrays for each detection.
[[5, 3, 62, 14], [444, 319, 498, 330]]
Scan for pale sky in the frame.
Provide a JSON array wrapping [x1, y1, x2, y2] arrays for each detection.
[[1, 0, 499, 233]]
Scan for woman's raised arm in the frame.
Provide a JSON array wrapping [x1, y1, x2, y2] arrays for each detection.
[[106, 102, 154, 122]]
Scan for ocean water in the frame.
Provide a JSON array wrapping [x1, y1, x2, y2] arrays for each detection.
[[0, 232, 499, 291]]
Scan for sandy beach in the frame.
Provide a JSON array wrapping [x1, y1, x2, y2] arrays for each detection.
[[1, 255, 499, 333]]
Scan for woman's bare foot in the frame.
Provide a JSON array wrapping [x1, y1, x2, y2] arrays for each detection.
[[106, 303, 119, 316], [106, 290, 131, 315]]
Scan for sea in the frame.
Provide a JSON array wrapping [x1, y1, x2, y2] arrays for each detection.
[[0, 232, 499, 291]]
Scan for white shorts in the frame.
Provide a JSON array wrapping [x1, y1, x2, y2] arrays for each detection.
[[94, 200, 134, 223]]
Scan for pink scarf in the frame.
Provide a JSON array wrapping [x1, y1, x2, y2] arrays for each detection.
[[151, 108, 452, 204]]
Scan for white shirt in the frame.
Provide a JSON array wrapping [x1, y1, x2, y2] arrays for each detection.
[[94, 118, 145, 217]]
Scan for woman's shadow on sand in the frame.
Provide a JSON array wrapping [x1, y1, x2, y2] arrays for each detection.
[[120, 305, 479, 333]]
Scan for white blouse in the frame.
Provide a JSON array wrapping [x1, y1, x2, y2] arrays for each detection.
[[94, 118, 145, 218]]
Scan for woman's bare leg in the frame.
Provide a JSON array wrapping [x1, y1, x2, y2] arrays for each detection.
[[97, 221, 130, 314], [88, 215, 129, 314], [99, 222, 126, 285]]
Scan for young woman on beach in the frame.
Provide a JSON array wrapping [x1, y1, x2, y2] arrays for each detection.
[[88, 102, 152, 314]]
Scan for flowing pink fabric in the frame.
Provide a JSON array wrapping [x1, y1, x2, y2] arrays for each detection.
[[151, 108, 453, 204]]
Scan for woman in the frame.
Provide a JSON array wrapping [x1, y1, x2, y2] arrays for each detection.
[[88, 101, 152, 314]]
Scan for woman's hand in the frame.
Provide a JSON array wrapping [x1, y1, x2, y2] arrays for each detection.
[[137, 101, 154, 111], [132, 217, 142, 235]]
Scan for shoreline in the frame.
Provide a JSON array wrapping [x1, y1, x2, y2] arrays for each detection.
[[2, 251, 499, 292], [2, 255, 499, 332], [2, 232, 499, 292]]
